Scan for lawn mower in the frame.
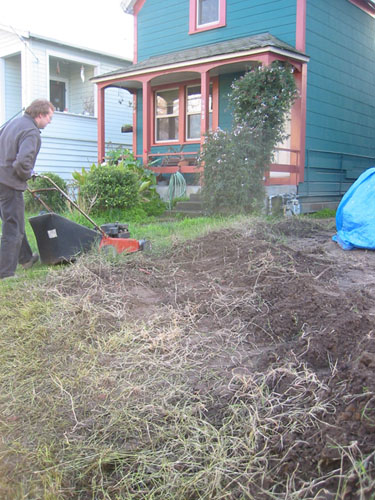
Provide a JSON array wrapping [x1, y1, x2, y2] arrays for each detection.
[[27, 174, 150, 265]]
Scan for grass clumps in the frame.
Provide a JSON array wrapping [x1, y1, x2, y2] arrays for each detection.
[[1, 216, 375, 498]]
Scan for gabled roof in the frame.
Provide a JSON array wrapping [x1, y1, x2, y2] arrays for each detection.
[[0, 23, 131, 62], [93, 33, 308, 83]]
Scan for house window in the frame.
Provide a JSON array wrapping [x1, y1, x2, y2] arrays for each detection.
[[154, 83, 215, 144], [49, 56, 96, 115], [189, 0, 226, 34], [198, 0, 219, 26], [50, 80, 66, 112], [186, 84, 213, 140], [155, 88, 179, 142]]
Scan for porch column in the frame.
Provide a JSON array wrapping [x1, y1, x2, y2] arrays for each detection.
[[97, 85, 105, 164], [200, 70, 210, 142], [142, 79, 152, 165], [298, 62, 307, 183]]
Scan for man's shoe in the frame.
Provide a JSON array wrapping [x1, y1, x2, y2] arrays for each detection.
[[1, 274, 19, 280], [22, 253, 39, 270]]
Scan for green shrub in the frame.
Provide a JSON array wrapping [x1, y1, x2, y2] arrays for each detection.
[[74, 148, 166, 217], [25, 172, 68, 213], [81, 164, 139, 213], [200, 62, 297, 215], [229, 62, 298, 146], [201, 128, 266, 214]]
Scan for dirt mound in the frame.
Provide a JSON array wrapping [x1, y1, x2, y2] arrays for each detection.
[[46, 217, 375, 498]]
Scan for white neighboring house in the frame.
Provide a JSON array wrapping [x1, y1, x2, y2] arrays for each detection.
[[0, 24, 134, 181]]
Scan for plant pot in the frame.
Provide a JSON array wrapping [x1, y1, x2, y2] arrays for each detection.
[[121, 125, 133, 133]]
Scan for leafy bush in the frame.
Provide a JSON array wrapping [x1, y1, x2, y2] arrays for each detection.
[[75, 148, 166, 217], [229, 62, 298, 146], [25, 172, 68, 213], [200, 128, 266, 214], [200, 62, 298, 215], [81, 164, 139, 213]]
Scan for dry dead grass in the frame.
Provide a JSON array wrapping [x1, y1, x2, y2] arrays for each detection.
[[0, 217, 375, 499]]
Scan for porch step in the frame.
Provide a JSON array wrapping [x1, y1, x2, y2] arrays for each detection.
[[171, 193, 205, 217]]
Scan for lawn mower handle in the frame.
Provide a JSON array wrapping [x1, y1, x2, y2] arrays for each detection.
[[31, 174, 107, 238]]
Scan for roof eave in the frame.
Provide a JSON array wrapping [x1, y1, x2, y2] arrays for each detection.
[[92, 46, 309, 85]]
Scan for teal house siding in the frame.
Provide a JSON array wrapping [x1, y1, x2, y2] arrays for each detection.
[[299, 0, 375, 203], [137, 0, 297, 61], [218, 73, 243, 130], [95, 0, 375, 212]]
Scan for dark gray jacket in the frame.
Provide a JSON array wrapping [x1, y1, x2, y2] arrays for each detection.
[[0, 113, 41, 191]]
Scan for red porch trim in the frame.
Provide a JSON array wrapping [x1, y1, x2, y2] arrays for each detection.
[[189, 0, 227, 34], [142, 79, 152, 165], [178, 86, 186, 144], [149, 77, 219, 147], [132, 93, 137, 156], [95, 48, 307, 187], [296, 0, 306, 52], [148, 165, 203, 174], [133, 0, 147, 63], [299, 63, 307, 183], [200, 70, 210, 139]]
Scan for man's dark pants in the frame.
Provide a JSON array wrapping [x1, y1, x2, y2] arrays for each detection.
[[0, 183, 33, 278]]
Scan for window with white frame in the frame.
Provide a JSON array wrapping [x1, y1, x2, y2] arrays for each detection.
[[186, 84, 213, 140], [197, 0, 219, 26], [49, 56, 95, 115], [155, 89, 179, 142]]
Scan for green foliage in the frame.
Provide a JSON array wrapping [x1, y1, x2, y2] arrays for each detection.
[[25, 172, 68, 213], [74, 148, 166, 217], [229, 62, 298, 146], [81, 164, 139, 213], [200, 128, 265, 214], [200, 62, 298, 215], [307, 208, 336, 219]]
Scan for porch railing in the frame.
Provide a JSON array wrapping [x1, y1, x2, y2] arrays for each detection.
[[136, 147, 301, 184]]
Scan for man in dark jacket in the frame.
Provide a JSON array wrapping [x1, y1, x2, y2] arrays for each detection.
[[0, 99, 54, 279]]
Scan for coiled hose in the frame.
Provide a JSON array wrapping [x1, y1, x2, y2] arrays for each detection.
[[168, 171, 186, 210]]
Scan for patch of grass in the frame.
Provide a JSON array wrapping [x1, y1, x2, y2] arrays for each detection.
[[306, 208, 336, 219], [0, 215, 371, 498], [0, 253, 335, 498]]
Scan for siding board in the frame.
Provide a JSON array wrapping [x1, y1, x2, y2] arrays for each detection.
[[300, 0, 375, 202], [137, 0, 297, 61]]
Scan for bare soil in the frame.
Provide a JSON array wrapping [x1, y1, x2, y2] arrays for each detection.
[[46, 217, 375, 497]]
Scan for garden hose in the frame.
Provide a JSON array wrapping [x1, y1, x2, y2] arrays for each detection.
[[168, 171, 186, 210]]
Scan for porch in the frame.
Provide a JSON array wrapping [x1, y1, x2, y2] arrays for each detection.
[[92, 33, 309, 191]]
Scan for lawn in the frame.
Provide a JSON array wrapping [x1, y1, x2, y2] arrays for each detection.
[[1, 213, 375, 499]]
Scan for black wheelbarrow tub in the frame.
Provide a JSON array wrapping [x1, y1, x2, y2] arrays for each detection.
[[29, 213, 101, 265]]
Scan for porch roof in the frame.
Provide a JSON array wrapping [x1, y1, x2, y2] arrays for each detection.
[[92, 33, 308, 84]]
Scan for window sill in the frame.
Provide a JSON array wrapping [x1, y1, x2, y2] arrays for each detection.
[[189, 22, 226, 35], [54, 111, 96, 119]]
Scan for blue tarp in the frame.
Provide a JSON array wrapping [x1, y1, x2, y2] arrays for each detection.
[[333, 167, 375, 250]]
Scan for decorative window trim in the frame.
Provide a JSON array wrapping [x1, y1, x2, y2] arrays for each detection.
[[189, 0, 226, 34], [185, 84, 213, 141], [151, 79, 218, 146], [154, 87, 180, 143]]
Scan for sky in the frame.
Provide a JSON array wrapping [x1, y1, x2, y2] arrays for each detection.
[[0, 0, 134, 60]]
